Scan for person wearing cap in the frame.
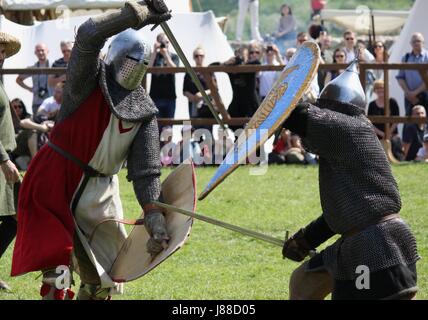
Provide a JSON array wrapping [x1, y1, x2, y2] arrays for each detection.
[[0, 31, 21, 291], [415, 132, 428, 162], [281, 60, 419, 300]]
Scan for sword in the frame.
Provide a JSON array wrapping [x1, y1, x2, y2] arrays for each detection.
[[159, 22, 225, 129], [153, 201, 317, 258], [153, 201, 285, 247]]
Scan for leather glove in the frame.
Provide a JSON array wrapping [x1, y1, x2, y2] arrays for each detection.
[[127, 0, 172, 30], [282, 228, 313, 262], [144, 209, 170, 256]]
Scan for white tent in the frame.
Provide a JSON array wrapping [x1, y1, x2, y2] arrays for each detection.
[[0, 10, 234, 139], [321, 9, 409, 35], [389, 0, 428, 117], [0, 0, 192, 12]]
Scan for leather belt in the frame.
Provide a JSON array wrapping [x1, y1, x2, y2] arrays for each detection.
[[47, 141, 109, 215], [342, 213, 401, 239], [47, 141, 106, 178]]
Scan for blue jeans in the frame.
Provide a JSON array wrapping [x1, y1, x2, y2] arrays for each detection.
[[153, 99, 176, 119]]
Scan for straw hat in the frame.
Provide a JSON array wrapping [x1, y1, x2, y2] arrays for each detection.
[[0, 31, 21, 58]]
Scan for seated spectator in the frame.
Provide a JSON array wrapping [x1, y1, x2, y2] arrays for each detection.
[[183, 46, 218, 132], [284, 134, 306, 164], [367, 80, 404, 161], [10, 99, 52, 170], [224, 45, 261, 130], [48, 40, 73, 90], [415, 133, 428, 162], [9, 99, 33, 170], [259, 44, 284, 101], [10, 98, 30, 133], [342, 30, 374, 63], [36, 82, 63, 122], [273, 4, 297, 55], [268, 128, 291, 164], [396, 32, 428, 115], [324, 48, 347, 87], [402, 105, 427, 161]]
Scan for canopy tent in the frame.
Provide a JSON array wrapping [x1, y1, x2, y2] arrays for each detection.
[[0, 10, 234, 141], [389, 0, 428, 117], [321, 9, 409, 35]]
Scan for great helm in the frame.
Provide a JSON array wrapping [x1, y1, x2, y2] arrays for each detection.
[[319, 59, 366, 111], [105, 29, 151, 90]]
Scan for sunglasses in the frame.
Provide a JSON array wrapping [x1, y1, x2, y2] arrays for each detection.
[[346, 37, 354, 41], [194, 54, 205, 58], [374, 45, 384, 48], [335, 54, 345, 58], [249, 51, 260, 54]]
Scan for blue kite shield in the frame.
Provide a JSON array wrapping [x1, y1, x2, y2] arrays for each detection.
[[199, 41, 320, 200]]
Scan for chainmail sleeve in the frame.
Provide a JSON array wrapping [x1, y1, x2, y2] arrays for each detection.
[[127, 116, 162, 207], [57, 2, 150, 123]]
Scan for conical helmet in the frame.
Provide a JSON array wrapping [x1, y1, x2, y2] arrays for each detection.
[[319, 59, 366, 111]]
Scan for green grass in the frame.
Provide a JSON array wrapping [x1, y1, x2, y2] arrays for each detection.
[[0, 164, 427, 300]]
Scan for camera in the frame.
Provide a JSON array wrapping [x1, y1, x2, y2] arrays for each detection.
[[38, 87, 47, 99], [160, 42, 166, 49], [267, 45, 273, 52]]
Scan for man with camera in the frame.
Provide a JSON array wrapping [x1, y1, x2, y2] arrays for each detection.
[[148, 32, 180, 128], [16, 43, 51, 116], [224, 44, 261, 130]]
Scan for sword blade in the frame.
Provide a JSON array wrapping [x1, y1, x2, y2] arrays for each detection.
[[153, 201, 285, 247], [159, 22, 225, 129]]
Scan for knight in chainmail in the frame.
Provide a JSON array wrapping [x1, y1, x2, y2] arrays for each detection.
[[282, 60, 419, 300], [12, 0, 173, 300]]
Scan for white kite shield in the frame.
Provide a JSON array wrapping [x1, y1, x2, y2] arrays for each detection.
[[108, 159, 196, 283]]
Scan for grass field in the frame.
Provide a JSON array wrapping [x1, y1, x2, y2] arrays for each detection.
[[0, 164, 427, 300]]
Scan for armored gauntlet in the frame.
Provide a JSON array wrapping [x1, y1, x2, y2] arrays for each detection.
[[126, 0, 172, 29]]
